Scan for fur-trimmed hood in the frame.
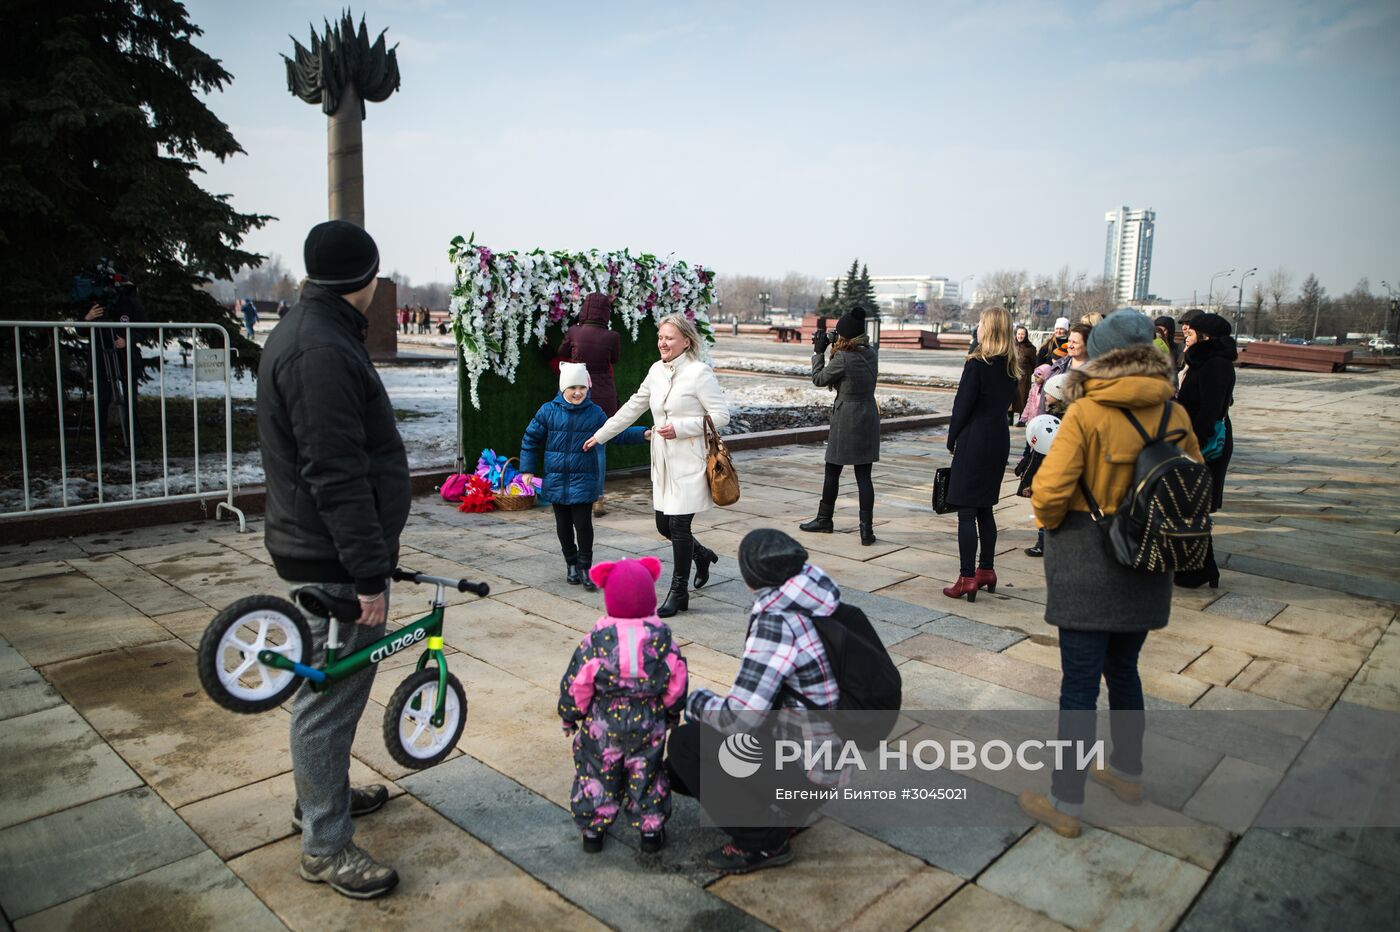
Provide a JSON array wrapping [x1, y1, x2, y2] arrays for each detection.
[[1062, 343, 1174, 409]]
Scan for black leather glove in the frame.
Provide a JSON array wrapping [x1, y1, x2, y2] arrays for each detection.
[[812, 329, 830, 354]]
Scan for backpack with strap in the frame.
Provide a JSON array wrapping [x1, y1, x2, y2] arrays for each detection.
[[1078, 403, 1213, 573], [782, 603, 902, 750]]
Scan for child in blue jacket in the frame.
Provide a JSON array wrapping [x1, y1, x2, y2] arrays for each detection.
[[522, 362, 648, 589]]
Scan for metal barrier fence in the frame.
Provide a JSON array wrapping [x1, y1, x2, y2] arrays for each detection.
[[1, 320, 246, 530]]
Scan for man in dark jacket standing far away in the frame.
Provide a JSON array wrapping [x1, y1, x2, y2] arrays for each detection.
[[257, 220, 410, 900]]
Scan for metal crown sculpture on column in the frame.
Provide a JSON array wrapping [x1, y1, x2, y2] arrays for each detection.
[[283, 11, 401, 228]]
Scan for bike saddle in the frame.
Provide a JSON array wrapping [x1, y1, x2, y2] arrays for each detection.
[[294, 587, 362, 624]]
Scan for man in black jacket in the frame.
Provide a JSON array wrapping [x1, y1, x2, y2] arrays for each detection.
[[257, 221, 409, 899]]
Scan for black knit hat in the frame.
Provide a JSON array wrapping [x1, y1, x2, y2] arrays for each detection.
[[835, 306, 866, 339], [304, 220, 380, 294], [738, 529, 808, 589], [1191, 312, 1233, 338]]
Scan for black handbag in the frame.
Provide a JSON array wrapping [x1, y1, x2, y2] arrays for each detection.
[[931, 466, 954, 514]]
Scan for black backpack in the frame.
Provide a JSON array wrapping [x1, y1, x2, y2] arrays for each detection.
[[1078, 403, 1213, 573], [783, 603, 902, 750]]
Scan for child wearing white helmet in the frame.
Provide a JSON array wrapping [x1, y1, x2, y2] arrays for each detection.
[[1014, 375, 1069, 556]]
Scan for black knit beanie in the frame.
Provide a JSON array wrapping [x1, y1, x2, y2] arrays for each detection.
[[738, 529, 808, 589], [835, 307, 866, 339], [304, 221, 380, 294], [1191, 312, 1232, 338]]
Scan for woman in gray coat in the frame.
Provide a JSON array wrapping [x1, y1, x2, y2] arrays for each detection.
[[799, 307, 881, 545]]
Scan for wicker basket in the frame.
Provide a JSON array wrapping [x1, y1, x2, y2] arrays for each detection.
[[495, 491, 537, 511], [493, 457, 538, 511]]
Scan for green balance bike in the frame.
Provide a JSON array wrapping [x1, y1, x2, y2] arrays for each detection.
[[197, 568, 489, 770]]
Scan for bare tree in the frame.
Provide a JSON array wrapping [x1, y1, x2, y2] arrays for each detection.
[[1071, 276, 1115, 319], [230, 254, 298, 302], [1248, 283, 1267, 336], [1264, 268, 1293, 334], [978, 269, 1030, 313]]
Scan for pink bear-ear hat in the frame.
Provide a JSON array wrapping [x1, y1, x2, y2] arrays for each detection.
[[591, 556, 662, 619]]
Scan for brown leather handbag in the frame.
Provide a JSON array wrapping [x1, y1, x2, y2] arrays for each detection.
[[703, 415, 740, 506]]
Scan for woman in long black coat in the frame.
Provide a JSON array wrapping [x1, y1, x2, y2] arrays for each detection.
[[944, 306, 1020, 601], [1175, 311, 1237, 588]]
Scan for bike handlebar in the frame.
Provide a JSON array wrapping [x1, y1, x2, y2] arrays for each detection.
[[391, 568, 490, 597]]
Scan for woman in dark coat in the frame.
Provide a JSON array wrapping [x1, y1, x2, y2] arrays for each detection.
[[1012, 325, 1037, 424], [560, 293, 622, 415], [799, 307, 881, 545], [560, 292, 624, 515], [943, 306, 1020, 601], [1174, 312, 1237, 588]]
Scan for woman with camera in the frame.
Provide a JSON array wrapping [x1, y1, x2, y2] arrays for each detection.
[[799, 307, 881, 545]]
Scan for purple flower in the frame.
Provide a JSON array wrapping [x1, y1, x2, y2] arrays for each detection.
[[602, 747, 623, 769], [639, 813, 664, 832], [684, 309, 696, 320]]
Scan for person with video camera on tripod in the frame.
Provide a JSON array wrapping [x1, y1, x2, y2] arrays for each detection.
[[79, 264, 146, 454]]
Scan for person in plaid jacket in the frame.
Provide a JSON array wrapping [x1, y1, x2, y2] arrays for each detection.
[[667, 529, 848, 875]]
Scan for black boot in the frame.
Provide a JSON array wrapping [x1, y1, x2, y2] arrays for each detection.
[[657, 578, 689, 618], [799, 502, 835, 533], [579, 553, 597, 592], [693, 544, 718, 589], [566, 562, 582, 585], [859, 510, 875, 546]]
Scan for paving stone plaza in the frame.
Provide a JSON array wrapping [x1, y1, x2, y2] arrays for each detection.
[[1, 364, 1397, 930]]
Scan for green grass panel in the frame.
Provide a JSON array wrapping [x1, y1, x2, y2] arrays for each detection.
[[458, 315, 657, 472]]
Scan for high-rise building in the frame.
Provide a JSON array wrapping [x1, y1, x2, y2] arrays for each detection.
[[1104, 207, 1155, 305]]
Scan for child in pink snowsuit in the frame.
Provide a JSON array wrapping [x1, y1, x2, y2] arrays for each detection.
[[558, 556, 688, 853]]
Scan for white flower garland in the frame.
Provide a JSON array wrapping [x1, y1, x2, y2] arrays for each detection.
[[448, 236, 717, 409]]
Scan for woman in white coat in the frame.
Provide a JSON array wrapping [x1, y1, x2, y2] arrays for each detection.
[[585, 314, 731, 617]]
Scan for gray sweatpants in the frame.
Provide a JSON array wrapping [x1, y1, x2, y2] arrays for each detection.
[[288, 581, 387, 857]]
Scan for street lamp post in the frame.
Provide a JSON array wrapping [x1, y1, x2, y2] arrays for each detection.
[[757, 291, 771, 323], [1381, 282, 1398, 343], [1235, 267, 1258, 335], [1207, 268, 1234, 309]]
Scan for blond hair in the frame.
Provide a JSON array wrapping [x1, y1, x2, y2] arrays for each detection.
[[969, 306, 1020, 380], [656, 313, 702, 360]]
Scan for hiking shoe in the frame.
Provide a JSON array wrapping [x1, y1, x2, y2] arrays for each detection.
[[299, 841, 399, 899], [582, 832, 604, 854], [1090, 765, 1144, 805], [704, 841, 794, 875], [1017, 790, 1082, 838], [639, 829, 666, 853], [293, 784, 389, 833]]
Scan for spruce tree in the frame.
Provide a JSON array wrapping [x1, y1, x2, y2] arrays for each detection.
[[817, 278, 842, 316], [0, 0, 269, 362], [856, 263, 878, 317], [842, 259, 862, 314]]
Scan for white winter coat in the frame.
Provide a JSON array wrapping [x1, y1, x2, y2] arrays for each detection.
[[593, 354, 731, 516]]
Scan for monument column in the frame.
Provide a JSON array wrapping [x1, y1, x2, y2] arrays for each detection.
[[285, 11, 400, 357]]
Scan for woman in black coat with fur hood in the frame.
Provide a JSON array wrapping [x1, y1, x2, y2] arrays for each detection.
[[1175, 311, 1236, 587]]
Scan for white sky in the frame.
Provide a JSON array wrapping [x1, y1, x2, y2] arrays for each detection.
[[190, 0, 1400, 302]]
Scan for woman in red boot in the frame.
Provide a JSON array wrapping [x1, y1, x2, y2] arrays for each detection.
[[942, 306, 1019, 601]]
